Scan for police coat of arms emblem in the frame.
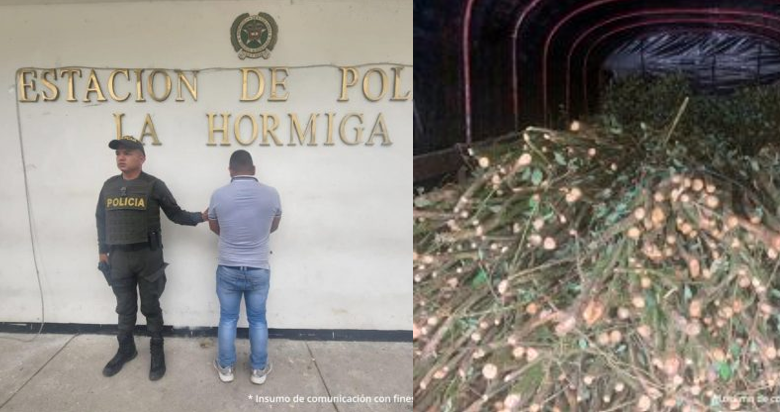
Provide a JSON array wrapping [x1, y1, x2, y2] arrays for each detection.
[[230, 12, 279, 60]]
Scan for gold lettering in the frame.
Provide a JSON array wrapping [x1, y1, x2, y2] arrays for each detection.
[[139, 198, 145, 208], [114, 113, 125, 139], [108, 70, 131, 102], [140, 114, 161, 146], [176, 70, 198, 101], [207, 113, 231, 146], [338, 67, 359, 101], [40, 69, 59, 101], [324, 113, 336, 146], [240, 68, 265, 101], [147, 70, 172, 102], [362, 68, 388, 102], [288, 114, 318, 146], [391, 67, 411, 101], [260, 114, 282, 146], [339, 113, 364, 145], [269, 68, 289, 101], [366, 113, 391, 146], [17, 69, 38, 102], [234, 114, 258, 146], [134, 69, 145, 102], [84, 69, 107, 102], [59, 69, 82, 102]]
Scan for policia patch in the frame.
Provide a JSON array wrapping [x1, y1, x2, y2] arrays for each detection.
[[106, 196, 147, 210]]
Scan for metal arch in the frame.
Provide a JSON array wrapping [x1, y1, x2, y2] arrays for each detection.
[[414, 102, 424, 142], [539, 0, 650, 124], [509, 0, 554, 132], [463, 0, 780, 142], [581, 18, 780, 112], [463, 0, 550, 144], [561, 9, 780, 117], [463, 0, 478, 144], [518, 0, 780, 125]]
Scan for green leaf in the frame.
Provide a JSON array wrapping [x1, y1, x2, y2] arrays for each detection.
[[683, 285, 693, 302], [730, 343, 741, 358], [471, 269, 488, 288], [531, 169, 544, 186], [554, 152, 567, 166], [521, 167, 532, 181], [519, 288, 538, 304], [578, 338, 588, 350], [594, 204, 608, 219], [413, 197, 433, 208], [717, 361, 732, 381], [609, 124, 623, 135], [644, 291, 657, 309]]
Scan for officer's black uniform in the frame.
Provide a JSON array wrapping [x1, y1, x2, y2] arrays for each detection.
[[96, 136, 204, 380]]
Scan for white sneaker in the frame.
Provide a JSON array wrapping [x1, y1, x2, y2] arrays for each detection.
[[250, 362, 272, 385], [213, 359, 234, 383]]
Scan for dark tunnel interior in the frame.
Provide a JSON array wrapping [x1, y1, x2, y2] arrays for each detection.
[[414, 0, 780, 180]]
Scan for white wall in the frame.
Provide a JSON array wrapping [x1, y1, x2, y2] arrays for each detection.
[[0, 0, 411, 331]]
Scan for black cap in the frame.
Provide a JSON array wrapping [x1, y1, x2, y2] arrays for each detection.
[[108, 136, 145, 154]]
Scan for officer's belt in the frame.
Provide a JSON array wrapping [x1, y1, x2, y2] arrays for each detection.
[[110, 242, 150, 251]]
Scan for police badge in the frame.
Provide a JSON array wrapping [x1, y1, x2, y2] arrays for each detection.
[[231, 12, 279, 60]]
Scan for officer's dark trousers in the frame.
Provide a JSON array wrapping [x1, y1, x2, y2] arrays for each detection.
[[109, 244, 168, 336]]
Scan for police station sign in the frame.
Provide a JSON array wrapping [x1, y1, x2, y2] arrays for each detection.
[[1, 2, 411, 339], [15, 65, 411, 148]]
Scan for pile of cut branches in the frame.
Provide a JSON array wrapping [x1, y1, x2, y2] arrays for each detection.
[[414, 79, 780, 412]]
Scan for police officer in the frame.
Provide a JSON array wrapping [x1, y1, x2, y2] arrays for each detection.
[[96, 135, 207, 381]]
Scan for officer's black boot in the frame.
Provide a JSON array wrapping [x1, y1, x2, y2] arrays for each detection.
[[149, 335, 166, 381], [102, 333, 137, 377]]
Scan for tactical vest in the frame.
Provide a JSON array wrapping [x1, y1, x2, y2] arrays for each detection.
[[102, 173, 162, 245]]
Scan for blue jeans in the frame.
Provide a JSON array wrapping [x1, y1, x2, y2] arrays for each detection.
[[216, 265, 270, 370]]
